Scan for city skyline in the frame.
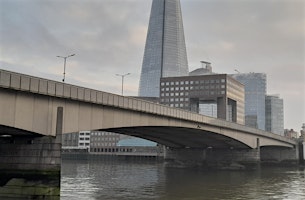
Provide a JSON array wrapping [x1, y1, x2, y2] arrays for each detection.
[[0, 0, 304, 131]]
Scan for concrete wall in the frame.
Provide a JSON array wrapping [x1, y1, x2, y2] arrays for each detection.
[[260, 146, 299, 165], [0, 107, 62, 199], [0, 136, 61, 199]]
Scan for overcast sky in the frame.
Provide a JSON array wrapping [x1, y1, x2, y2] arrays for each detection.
[[1, 0, 304, 131]]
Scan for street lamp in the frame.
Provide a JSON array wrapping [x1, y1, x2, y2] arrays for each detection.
[[57, 54, 75, 82], [116, 73, 130, 95]]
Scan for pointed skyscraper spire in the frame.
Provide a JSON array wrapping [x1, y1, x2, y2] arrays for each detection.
[[139, 0, 189, 97]]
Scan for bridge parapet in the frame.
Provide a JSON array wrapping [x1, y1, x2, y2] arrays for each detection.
[[0, 69, 217, 125]]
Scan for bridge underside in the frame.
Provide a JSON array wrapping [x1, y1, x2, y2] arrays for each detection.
[[0, 125, 41, 137], [102, 126, 250, 149], [1, 124, 250, 149]]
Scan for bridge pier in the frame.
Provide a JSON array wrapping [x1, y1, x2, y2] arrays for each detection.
[[164, 147, 260, 170], [260, 146, 299, 166], [0, 107, 62, 199]]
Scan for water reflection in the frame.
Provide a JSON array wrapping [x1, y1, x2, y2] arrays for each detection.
[[61, 159, 305, 200]]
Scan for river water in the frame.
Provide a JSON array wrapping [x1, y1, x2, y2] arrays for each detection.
[[61, 159, 305, 200]]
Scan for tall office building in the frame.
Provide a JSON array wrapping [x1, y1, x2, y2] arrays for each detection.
[[265, 95, 284, 135], [139, 0, 189, 97], [232, 73, 266, 130]]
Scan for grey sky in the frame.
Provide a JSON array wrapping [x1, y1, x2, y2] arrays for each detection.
[[0, 0, 304, 131]]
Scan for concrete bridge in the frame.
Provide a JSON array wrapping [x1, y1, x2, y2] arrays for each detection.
[[0, 69, 296, 148], [0, 69, 301, 197]]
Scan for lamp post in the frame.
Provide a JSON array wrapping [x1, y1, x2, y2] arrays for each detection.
[[116, 73, 130, 95], [57, 54, 75, 82]]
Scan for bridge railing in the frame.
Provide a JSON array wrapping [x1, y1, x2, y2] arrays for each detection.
[[0, 69, 296, 145], [0, 69, 205, 123]]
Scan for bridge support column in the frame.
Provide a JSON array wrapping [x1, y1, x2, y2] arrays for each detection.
[[205, 148, 260, 170], [260, 146, 299, 166], [164, 147, 260, 170], [0, 107, 63, 199]]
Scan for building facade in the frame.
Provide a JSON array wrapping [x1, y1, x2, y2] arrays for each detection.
[[265, 95, 284, 135], [139, 0, 189, 97], [284, 129, 298, 139], [160, 74, 245, 124], [231, 73, 266, 130]]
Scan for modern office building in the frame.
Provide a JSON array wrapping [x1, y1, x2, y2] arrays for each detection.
[[139, 0, 189, 97], [265, 95, 284, 135], [231, 73, 266, 130], [160, 72, 245, 124]]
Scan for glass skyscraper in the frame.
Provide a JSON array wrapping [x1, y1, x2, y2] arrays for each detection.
[[265, 95, 284, 135], [138, 0, 189, 97], [232, 73, 266, 130]]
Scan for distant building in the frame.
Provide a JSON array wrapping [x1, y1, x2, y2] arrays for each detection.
[[284, 129, 298, 139], [300, 123, 305, 140], [160, 72, 245, 124], [265, 95, 284, 135], [231, 73, 266, 130], [139, 0, 189, 97], [62, 131, 161, 157]]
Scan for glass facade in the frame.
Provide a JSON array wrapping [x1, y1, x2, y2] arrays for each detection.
[[265, 95, 284, 135], [139, 0, 189, 97], [232, 73, 266, 130]]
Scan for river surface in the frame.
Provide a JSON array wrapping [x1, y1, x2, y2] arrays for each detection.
[[61, 159, 305, 200]]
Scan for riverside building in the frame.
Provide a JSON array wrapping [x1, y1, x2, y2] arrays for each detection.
[[231, 73, 266, 130], [160, 69, 245, 124], [265, 95, 284, 135]]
